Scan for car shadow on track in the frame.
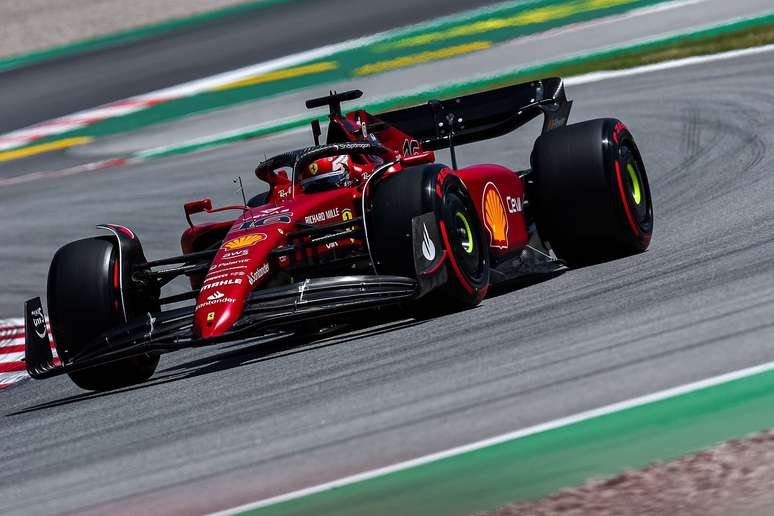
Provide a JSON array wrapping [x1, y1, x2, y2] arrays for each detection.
[[6, 315, 422, 416], [6, 271, 565, 416], [485, 269, 566, 299]]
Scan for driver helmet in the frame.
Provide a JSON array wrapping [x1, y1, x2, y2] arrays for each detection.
[[299, 155, 353, 192]]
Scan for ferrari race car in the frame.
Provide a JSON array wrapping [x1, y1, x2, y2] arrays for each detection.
[[24, 77, 653, 391]]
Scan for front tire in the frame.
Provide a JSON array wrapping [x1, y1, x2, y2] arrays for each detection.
[[48, 238, 159, 391], [368, 164, 488, 315], [530, 118, 653, 266]]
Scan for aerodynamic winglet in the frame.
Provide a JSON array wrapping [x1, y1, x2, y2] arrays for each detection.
[[23, 297, 60, 379]]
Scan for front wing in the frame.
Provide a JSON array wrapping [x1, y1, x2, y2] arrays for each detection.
[[24, 275, 417, 379]]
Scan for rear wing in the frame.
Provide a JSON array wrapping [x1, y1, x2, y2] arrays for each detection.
[[374, 77, 572, 150]]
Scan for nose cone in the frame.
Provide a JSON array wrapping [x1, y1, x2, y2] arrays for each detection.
[[194, 297, 244, 339], [192, 271, 251, 339], [193, 224, 284, 339]]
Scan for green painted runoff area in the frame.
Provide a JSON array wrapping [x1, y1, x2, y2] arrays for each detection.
[[138, 12, 774, 160], [242, 367, 774, 516], [8, 0, 673, 151]]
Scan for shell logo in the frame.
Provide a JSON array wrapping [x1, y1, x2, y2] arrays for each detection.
[[223, 233, 266, 250], [482, 182, 509, 249]]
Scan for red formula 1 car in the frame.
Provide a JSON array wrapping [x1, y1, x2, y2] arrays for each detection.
[[24, 78, 653, 391]]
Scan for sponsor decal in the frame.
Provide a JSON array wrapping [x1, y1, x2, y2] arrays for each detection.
[[421, 223, 436, 261], [31, 307, 47, 339], [209, 260, 249, 271], [196, 297, 236, 310], [222, 249, 249, 260], [248, 262, 270, 286], [506, 195, 523, 214], [239, 214, 292, 230], [223, 233, 266, 250], [435, 168, 449, 198], [341, 207, 355, 235], [482, 182, 509, 249], [202, 279, 243, 291], [207, 312, 215, 321], [205, 271, 245, 282], [207, 291, 225, 301], [305, 207, 340, 224], [256, 206, 291, 216], [402, 138, 420, 156]]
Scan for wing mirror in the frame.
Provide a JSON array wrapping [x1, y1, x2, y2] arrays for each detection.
[[184, 198, 212, 226]]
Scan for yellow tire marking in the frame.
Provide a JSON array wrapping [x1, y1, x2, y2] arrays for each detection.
[[355, 41, 492, 76], [0, 136, 94, 162], [627, 163, 642, 205], [455, 212, 474, 254], [212, 61, 339, 91], [376, 0, 637, 51]]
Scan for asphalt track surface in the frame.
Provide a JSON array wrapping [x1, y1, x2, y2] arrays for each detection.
[[2, 48, 774, 515], [0, 0, 500, 134]]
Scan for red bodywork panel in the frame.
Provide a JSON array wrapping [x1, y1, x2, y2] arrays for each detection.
[[455, 164, 529, 254], [180, 111, 530, 339], [188, 188, 360, 339]]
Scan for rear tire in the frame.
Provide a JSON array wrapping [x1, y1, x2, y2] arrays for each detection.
[[531, 118, 653, 266], [48, 238, 159, 391]]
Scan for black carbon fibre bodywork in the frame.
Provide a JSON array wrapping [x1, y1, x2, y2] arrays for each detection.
[[25, 275, 417, 379]]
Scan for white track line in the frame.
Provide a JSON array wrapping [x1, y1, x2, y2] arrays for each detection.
[[0, 0, 717, 151], [565, 41, 774, 86], [211, 359, 774, 515], [150, 41, 774, 163], [0, 0, 517, 151], [211, 44, 774, 513]]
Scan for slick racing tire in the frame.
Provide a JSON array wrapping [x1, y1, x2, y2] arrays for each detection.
[[47, 237, 159, 391], [369, 164, 488, 315], [531, 118, 653, 266]]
